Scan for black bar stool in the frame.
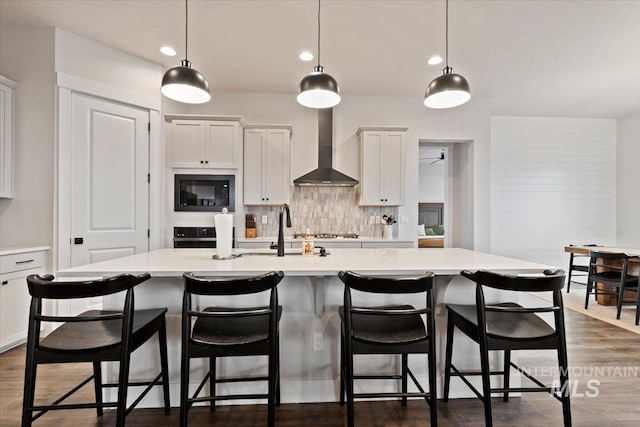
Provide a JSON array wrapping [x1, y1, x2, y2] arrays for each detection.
[[22, 273, 170, 427], [180, 271, 284, 427], [338, 271, 437, 427], [443, 269, 571, 427], [585, 250, 639, 319]]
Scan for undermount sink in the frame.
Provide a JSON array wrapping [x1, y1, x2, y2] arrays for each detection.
[[240, 250, 329, 257]]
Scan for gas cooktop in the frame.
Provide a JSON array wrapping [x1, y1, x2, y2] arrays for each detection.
[[292, 232, 359, 239]]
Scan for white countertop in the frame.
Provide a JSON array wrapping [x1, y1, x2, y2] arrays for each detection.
[[56, 247, 556, 278], [0, 246, 50, 256]]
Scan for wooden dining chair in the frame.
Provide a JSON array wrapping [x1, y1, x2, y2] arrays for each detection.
[[566, 244, 598, 293], [585, 250, 639, 320]]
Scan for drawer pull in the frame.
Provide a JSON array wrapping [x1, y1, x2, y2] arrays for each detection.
[[1, 281, 7, 285], [15, 259, 35, 264]]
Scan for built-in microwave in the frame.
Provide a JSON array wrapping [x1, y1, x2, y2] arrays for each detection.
[[174, 174, 235, 212]]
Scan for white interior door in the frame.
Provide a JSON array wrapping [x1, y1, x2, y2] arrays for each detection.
[[70, 93, 150, 270]]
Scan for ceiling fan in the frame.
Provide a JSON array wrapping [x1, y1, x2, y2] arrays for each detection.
[[420, 149, 445, 164]]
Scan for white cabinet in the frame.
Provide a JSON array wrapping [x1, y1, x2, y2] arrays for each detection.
[[357, 127, 408, 206], [166, 115, 244, 169], [0, 76, 17, 198], [244, 125, 292, 205], [0, 248, 48, 352]]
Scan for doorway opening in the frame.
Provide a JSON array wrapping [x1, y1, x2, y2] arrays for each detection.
[[418, 140, 473, 249]]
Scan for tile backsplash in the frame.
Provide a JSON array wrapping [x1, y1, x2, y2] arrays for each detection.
[[246, 186, 397, 238]]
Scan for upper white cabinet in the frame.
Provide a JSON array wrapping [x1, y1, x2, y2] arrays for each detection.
[[166, 115, 245, 169], [357, 126, 408, 206], [244, 125, 292, 205], [0, 76, 17, 199]]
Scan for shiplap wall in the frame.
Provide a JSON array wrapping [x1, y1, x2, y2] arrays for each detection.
[[490, 117, 616, 269]]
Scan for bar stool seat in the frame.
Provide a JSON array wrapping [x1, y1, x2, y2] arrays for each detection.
[[39, 309, 167, 353], [338, 305, 427, 344], [191, 306, 283, 347], [446, 302, 556, 340]]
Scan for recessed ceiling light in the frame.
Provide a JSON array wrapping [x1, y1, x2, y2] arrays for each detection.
[[160, 46, 177, 57], [299, 51, 314, 61], [428, 56, 443, 65]]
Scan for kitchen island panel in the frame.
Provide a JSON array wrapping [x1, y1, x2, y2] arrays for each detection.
[[58, 248, 557, 407]]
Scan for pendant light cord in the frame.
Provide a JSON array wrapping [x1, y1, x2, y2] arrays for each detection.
[[317, 0, 321, 66], [445, 0, 449, 67], [185, 0, 189, 60]]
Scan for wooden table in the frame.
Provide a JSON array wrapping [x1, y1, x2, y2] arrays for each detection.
[[564, 245, 640, 305]]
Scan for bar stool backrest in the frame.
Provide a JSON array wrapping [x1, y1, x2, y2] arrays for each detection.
[[183, 271, 284, 296], [460, 269, 566, 333], [588, 250, 632, 277], [338, 271, 434, 294], [27, 273, 150, 299], [25, 273, 152, 351]]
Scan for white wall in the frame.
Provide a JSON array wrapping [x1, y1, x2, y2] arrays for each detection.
[[181, 94, 492, 250], [0, 26, 55, 263], [490, 116, 617, 269], [54, 29, 161, 99], [418, 160, 445, 202], [616, 111, 640, 246]]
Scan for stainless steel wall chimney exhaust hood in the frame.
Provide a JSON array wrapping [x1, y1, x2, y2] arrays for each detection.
[[293, 109, 359, 186]]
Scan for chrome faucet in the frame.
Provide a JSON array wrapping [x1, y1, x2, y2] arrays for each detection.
[[277, 204, 292, 256]]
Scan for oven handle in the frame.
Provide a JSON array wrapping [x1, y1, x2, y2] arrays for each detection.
[[173, 237, 218, 242]]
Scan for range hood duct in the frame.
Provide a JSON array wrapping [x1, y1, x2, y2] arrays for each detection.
[[293, 109, 359, 186]]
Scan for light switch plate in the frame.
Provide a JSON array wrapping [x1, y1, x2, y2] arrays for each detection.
[[369, 216, 375, 224], [400, 216, 409, 224], [262, 215, 268, 224]]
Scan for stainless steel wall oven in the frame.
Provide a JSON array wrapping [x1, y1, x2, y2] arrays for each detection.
[[173, 227, 235, 248]]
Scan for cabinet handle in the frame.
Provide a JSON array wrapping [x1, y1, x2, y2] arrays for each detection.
[[1, 281, 7, 286], [200, 160, 204, 164], [205, 160, 209, 164], [15, 259, 35, 264]]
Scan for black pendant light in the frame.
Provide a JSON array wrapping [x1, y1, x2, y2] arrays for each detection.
[[297, 0, 341, 109], [161, 0, 210, 104], [424, 0, 470, 109]]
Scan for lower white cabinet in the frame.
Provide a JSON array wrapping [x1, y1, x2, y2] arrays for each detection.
[[0, 248, 48, 352]]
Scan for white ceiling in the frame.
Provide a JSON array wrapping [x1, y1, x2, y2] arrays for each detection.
[[2, 0, 639, 118]]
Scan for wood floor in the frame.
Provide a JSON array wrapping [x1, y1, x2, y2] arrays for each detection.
[[2, 309, 639, 426]]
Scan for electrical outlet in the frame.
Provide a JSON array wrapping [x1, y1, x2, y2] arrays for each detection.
[[400, 215, 409, 224], [262, 215, 268, 224], [312, 332, 324, 351], [375, 215, 381, 224], [369, 215, 375, 224]]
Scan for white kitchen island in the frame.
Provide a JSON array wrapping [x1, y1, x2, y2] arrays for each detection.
[[56, 247, 558, 407]]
